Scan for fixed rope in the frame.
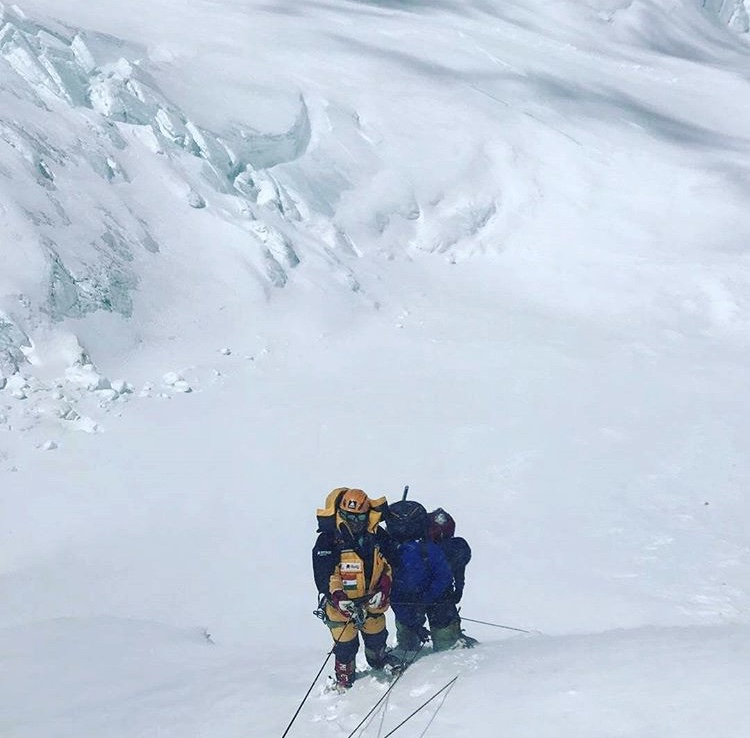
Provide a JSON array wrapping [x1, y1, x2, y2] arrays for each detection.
[[280, 609, 353, 738], [346, 637, 429, 738], [388, 602, 533, 635], [376, 690, 391, 738], [459, 616, 532, 633], [416, 674, 459, 738], [381, 675, 459, 738]]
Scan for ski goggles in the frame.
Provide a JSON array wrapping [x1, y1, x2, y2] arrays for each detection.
[[340, 510, 368, 524]]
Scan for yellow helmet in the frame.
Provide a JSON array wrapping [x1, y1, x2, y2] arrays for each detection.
[[339, 488, 370, 514]]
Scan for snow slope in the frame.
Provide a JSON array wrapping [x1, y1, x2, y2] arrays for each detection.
[[2, 618, 748, 738], [1, 1, 750, 736]]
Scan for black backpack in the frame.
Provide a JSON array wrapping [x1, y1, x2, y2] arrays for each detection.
[[385, 500, 428, 542]]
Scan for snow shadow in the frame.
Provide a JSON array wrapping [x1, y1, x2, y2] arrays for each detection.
[[529, 73, 750, 154], [338, 0, 544, 23], [326, 30, 750, 160], [343, 0, 466, 11], [325, 31, 521, 82], [624, 8, 750, 64]]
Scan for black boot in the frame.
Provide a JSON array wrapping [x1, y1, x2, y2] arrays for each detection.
[[365, 645, 404, 671], [334, 658, 355, 689]]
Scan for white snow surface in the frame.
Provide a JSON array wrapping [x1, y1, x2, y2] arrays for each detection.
[[1, 0, 750, 736]]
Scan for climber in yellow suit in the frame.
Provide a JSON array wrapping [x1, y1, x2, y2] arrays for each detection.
[[312, 488, 399, 688]]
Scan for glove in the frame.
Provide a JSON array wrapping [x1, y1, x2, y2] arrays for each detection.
[[331, 590, 356, 617], [368, 591, 385, 609], [369, 573, 391, 609]]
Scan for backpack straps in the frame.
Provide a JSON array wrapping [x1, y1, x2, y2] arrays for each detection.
[[420, 539, 431, 574]]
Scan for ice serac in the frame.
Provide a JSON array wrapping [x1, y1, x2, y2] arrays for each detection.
[[0, 311, 29, 377], [703, 0, 750, 32], [223, 96, 312, 171], [0, 3, 343, 378]]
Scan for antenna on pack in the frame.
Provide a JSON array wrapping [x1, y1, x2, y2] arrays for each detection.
[[402, 485, 409, 501]]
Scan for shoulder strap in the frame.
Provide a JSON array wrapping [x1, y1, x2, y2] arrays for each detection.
[[420, 539, 430, 571]]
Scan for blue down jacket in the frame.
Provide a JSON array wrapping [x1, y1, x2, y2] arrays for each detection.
[[389, 538, 453, 627]]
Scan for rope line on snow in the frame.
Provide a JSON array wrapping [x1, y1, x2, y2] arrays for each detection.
[[381, 675, 459, 738], [376, 689, 391, 738], [280, 610, 353, 738], [388, 602, 534, 634], [358, 682, 392, 738], [459, 616, 533, 634], [416, 675, 459, 738], [346, 638, 429, 738]]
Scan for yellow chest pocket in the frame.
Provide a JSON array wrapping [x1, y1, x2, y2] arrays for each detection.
[[340, 551, 366, 598]]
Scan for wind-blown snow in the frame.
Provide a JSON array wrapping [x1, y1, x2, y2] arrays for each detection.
[[1, 0, 749, 736]]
